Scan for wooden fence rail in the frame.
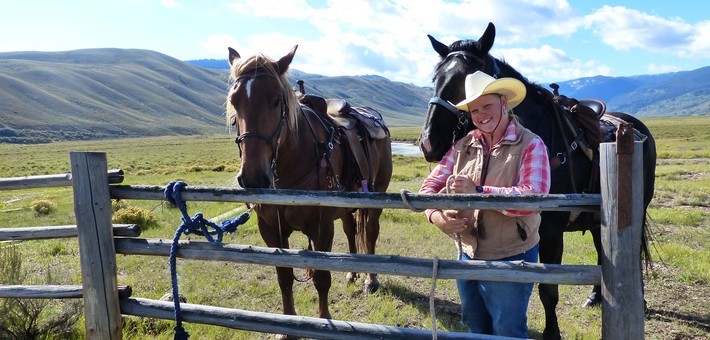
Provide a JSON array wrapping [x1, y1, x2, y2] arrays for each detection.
[[114, 238, 600, 285], [110, 185, 601, 212], [0, 168, 124, 190], [0, 224, 140, 241]]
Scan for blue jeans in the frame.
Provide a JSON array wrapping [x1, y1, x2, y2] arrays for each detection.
[[456, 244, 539, 338]]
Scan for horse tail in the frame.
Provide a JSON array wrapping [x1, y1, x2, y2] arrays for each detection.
[[641, 214, 653, 270], [355, 208, 369, 254]]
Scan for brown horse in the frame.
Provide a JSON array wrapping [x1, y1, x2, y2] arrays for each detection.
[[226, 45, 392, 322]]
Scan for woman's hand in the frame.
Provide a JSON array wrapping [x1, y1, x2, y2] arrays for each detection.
[[431, 209, 468, 235], [448, 175, 478, 193]]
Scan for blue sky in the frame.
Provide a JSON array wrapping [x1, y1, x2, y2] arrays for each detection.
[[1, 0, 708, 86]]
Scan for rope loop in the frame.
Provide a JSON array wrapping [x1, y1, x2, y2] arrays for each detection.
[[400, 189, 424, 212], [163, 181, 251, 340]]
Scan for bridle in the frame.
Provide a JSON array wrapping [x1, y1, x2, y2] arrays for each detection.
[[427, 50, 503, 146], [231, 71, 288, 164]]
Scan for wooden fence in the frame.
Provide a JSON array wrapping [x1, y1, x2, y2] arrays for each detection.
[[0, 141, 645, 339]]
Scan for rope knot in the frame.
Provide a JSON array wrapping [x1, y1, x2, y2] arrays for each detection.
[[163, 181, 251, 339]]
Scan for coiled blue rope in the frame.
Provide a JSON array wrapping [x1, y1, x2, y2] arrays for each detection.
[[164, 181, 251, 340]]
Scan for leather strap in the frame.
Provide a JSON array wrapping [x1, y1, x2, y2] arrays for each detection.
[[616, 122, 634, 229]]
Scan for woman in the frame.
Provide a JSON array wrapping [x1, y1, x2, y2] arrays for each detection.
[[419, 71, 551, 337]]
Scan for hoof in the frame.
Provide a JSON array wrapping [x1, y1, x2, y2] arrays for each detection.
[[363, 277, 380, 294], [582, 292, 601, 308], [345, 272, 358, 286], [542, 324, 562, 340]]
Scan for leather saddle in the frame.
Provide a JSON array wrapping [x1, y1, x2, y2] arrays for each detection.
[[297, 89, 389, 192], [299, 94, 388, 140]]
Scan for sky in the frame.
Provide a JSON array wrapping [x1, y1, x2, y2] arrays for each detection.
[[1, 0, 708, 87]]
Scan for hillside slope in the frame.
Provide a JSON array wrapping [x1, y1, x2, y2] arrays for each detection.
[[0, 49, 229, 143]]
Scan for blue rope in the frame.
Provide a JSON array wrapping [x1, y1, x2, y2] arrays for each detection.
[[164, 181, 251, 340]]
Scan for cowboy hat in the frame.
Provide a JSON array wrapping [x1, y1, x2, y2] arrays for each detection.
[[454, 71, 526, 111]]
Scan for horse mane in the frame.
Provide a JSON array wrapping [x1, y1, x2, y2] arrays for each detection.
[[227, 53, 300, 130]]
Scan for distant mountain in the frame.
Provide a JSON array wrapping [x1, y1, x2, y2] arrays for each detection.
[[550, 67, 710, 117], [185, 58, 229, 70], [0, 49, 706, 144]]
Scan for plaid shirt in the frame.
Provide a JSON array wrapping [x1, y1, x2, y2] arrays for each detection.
[[419, 120, 551, 220]]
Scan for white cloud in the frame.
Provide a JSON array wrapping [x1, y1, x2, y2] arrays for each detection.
[[160, 0, 182, 9], [647, 64, 682, 74], [499, 45, 611, 82], [585, 5, 710, 59], [227, 0, 311, 20]]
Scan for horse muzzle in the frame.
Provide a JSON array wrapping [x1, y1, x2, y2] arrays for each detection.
[[237, 170, 273, 189]]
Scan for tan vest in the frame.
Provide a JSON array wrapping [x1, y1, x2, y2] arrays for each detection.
[[453, 120, 541, 260]]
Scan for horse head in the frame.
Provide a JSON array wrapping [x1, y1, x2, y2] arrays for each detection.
[[419, 22, 501, 162], [226, 45, 300, 189]]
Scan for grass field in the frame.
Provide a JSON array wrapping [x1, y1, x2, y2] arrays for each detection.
[[1, 117, 708, 339]]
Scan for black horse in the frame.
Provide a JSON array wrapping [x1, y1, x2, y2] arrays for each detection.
[[419, 22, 657, 339]]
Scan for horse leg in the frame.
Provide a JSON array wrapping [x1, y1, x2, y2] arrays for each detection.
[[341, 212, 359, 286], [310, 219, 335, 319], [257, 217, 297, 316], [361, 208, 382, 293], [538, 215, 564, 340], [583, 227, 603, 308]]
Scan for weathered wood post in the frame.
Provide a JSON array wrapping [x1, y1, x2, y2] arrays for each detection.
[[71, 152, 122, 339], [599, 126, 644, 339]]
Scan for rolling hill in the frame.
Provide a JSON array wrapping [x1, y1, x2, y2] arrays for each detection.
[[0, 49, 230, 143], [0, 48, 707, 143]]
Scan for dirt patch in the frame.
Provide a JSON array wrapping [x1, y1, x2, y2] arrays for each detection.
[[644, 263, 710, 339]]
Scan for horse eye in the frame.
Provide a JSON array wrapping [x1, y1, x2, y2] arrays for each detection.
[[230, 115, 237, 126], [273, 98, 281, 108]]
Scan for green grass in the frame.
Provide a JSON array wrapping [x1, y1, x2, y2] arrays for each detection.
[[1, 115, 709, 339]]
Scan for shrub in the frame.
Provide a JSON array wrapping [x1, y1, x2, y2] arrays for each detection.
[[31, 200, 57, 215], [49, 242, 67, 257], [111, 199, 131, 212], [112, 205, 160, 230], [0, 245, 83, 339], [211, 164, 226, 172]]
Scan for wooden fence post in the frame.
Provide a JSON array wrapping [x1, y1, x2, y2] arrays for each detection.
[[71, 152, 122, 339], [599, 140, 644, 339]]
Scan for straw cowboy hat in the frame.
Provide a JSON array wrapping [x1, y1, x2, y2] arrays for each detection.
[[454, 71, 526, 111]]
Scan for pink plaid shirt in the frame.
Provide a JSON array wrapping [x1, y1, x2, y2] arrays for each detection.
[[419, 120, 551, 220]]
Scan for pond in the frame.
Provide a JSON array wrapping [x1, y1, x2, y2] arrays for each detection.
[[391, 142, 422, 157]]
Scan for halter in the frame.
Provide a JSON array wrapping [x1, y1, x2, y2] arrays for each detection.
[[428, 50, 502, 120], [428, 50, 504, 146], [232, 71, 288, 163]]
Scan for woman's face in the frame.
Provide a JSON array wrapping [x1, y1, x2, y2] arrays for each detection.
[[467, 94, 507, 133]]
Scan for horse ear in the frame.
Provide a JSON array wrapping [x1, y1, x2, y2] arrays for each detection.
[[277, 45, 298, 75], [476, 22, 496, 55], [228, 47, 241, 66], [428, 34, 450, 58]]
